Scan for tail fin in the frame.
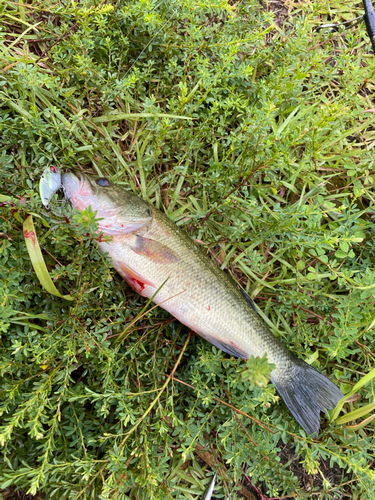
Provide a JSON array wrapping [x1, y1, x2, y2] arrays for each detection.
[[271, 357, 343, 436]]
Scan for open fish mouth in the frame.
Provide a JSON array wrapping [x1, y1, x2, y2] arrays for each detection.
[[39, 168, 95, 212], [60, 171, 152, 235], [61, 172, 94, 206], [40, 169, 152, 236], [61, 171, 80, 197], [62, 171, 96, 193]]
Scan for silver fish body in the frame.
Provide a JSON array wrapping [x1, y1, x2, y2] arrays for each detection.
[[61, 172, 343, 435]]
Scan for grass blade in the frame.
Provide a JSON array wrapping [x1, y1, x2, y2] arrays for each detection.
[[336, 401, 375, 425], [345, 413, 375, 430], [203, 474, 216, 500], [23, 215, 74, 301], [93, 112, 193, 123], [331, 366, 375, 422]]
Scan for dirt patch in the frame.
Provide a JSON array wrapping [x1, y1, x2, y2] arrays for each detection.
[[0, 487, 44, 500], [263, 0, 289, 28], [259, 441, 353, 499]]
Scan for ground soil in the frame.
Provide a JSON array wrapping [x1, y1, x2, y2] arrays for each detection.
[[0, 488, 44, 500], [263, 0, 289, 27], [263, 440, 352, 500]]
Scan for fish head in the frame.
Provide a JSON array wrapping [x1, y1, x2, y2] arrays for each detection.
[[61, 172, 152, 235]]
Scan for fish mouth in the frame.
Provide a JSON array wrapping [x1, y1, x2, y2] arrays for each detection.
[[62, 172, 93, 202], [61, 171, 79, 198]]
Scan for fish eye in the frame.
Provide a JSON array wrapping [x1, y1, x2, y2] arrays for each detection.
[[96, 178, 110, 187]]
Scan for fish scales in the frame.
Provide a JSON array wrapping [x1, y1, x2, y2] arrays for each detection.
[[103, 207, 292, 366], [60, 172, 343, 436]]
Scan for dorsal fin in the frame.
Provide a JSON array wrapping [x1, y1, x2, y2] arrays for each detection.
[[227, 273, 258, 313], [238, 287, 258, 313]]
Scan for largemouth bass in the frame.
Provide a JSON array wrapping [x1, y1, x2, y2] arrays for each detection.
[[61, 172, 343, 436]]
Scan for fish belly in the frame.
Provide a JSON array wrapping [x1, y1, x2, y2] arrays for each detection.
[[99, 233, 279, 363]]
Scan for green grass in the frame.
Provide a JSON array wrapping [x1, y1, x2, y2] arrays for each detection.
[[1, 0, 375, 498]]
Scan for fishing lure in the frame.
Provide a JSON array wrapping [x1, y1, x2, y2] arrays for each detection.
[[39, 165, 62, 209]]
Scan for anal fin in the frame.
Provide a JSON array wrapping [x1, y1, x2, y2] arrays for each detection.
[[200, 332, 250, 359]]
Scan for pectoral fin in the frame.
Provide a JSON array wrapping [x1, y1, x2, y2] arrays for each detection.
[[131, 235, 179, 264]]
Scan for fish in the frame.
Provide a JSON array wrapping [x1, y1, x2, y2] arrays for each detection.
[[39, 165, 62, 209], [60, 172, 343, 436]]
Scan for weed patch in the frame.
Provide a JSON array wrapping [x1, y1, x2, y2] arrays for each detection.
[[1, 0, 375, 498]]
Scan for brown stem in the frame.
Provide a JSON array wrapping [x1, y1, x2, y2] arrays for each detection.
[[171, 375, 275, 433], [37, 22, 79, 62]]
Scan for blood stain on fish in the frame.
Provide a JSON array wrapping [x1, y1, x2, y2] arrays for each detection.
[[132, 278, 146, 292]]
